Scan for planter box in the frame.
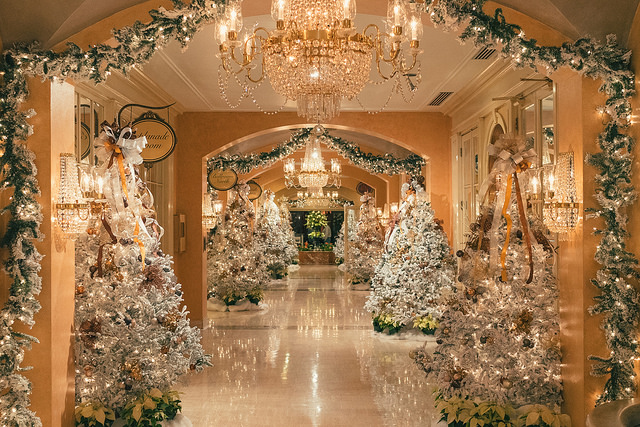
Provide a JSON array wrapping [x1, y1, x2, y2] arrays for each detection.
[[298, 251, 336, 265]]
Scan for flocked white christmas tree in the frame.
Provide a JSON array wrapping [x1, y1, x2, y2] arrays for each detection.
[[207, 181, 268, 307], [253, 191, 294, 279], [344, 193, 384, 285], [414, 136, 567, 425], [365, 178, 455, 334], [334, 209, 356, 265], [277, 196, 299, 265], [74, 123, 210, 419]]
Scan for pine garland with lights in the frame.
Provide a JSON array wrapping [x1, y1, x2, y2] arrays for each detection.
[[207, 126, 425, 178], [418, 0, 639, 406]]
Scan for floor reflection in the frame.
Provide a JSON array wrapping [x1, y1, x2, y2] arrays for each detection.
[[177, 265, 440, 426]]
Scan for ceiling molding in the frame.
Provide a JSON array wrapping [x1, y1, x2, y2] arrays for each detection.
[[152, 50, 217, 111]]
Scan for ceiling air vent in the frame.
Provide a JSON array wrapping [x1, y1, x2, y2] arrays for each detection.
[[473, 46, 496, 60], [428, 91, 454, 106]]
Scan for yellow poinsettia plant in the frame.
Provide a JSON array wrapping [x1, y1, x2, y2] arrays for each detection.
[[515, 404, 571, 427], [434, 393, 570, 427], [121, 388, 182, 427], [413, 314, 439, 334], [74, 401, 116, 427]]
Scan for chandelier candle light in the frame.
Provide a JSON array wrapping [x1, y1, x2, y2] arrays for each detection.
[[216, 0, 423, 121]]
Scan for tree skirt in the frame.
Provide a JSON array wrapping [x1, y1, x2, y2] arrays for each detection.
[[113, 414, 192, 427], [372, 329, 438, 342], [288, 264, 300, 273], [207, 298, 269, 312]]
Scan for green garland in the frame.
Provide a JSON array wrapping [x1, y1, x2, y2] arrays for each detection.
[[0, 0, 635, 421], [420, 0, 638, 406], [206, 127, 426, 178]]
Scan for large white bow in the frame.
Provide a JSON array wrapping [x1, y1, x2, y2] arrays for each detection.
[[477, 135, 537, 204]]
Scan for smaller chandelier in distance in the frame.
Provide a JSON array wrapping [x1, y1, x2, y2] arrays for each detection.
[[294, 189, 341, 208], [216, 0, 423, 122], [542, 152, 581, 237], [284, 127, 341, 192]]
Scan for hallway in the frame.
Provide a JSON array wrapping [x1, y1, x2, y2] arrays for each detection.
[[176, 266, 439, 426]]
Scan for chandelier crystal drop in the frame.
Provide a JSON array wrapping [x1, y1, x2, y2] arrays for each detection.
[[216, 0, 423, 122]]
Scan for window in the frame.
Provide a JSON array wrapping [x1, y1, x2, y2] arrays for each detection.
[[74, 94, 104, 166], [520, 87, 556, 216]]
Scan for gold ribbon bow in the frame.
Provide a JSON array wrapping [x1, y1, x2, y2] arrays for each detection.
[[479, 136, 537, 284]]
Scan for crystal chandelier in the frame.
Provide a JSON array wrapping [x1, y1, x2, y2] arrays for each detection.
[[284, 127, 341, 192], [543, 152, 581, 236], [294, 189, 340, 208], [55, 154, 90, 238], [216, 0, 423, 122]]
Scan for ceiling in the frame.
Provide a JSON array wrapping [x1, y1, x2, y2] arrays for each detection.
[[0, 1, 637, 116]]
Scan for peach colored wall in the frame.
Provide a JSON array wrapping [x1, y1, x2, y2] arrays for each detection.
[[175, 112, 451, 322], [17, 79, 76, 426], [552, 69, 609, 427]]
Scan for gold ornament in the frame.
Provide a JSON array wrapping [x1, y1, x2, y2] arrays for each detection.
[[79, 318, 102, 349], [162, 310, 180, 332], [122, 360, 143, 381], [513, 310, 533, 334], [83, 365, 94, 377], [500, 377, 513, 389], [75, 285, 85, 295]]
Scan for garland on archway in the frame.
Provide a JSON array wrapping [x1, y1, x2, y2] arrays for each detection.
[[419, 0, 638, 406], [0, 0, 635, 421], [206, 127, 426, 179]]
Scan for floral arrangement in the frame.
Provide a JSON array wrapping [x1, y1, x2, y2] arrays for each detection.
[[413, 314, 438, 334], [298, 242, 333, 252], [74, 402, 116, 427], [372, 313, 403, 335], [433, 395, 570, 427], [120, 389, 182, 427]]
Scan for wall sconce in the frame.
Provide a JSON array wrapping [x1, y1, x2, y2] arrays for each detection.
[[77, 166, 108, 235], [203, 191, 221, 230], [390, 202, 399, 215], [54, 153, 90, 240], [376, 207, 383, 217], [543, 152, 582, 238]]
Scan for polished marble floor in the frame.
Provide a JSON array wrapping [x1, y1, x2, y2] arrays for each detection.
[[177, 265, 439, 426]]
